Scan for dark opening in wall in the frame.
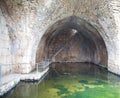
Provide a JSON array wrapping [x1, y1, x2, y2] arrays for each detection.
[[36, 16, 108, 68]]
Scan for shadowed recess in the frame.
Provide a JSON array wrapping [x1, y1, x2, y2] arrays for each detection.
[[36, 16, 108, 67]]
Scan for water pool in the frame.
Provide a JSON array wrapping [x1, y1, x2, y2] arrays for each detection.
[[3, 63, 120, 98]]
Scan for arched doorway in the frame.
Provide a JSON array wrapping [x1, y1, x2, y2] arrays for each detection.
[[36, 16, 108, 68]]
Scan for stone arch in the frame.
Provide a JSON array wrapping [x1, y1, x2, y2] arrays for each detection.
[[36, 16, 108, 68]]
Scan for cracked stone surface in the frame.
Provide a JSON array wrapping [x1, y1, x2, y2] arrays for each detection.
[[0, 0, 120, 75]]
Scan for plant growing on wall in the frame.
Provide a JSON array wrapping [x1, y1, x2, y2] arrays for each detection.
[[17, 2, 23, 7]]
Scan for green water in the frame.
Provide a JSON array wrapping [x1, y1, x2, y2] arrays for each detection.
[[3, 64, 120, 98]]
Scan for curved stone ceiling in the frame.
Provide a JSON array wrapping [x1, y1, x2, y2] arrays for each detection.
[[0, 0, 120, 75], [36, 16, 108, 67]]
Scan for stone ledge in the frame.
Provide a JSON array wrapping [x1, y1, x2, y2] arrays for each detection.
[[20, 68, 49, 81], [0, 74, 20, 96], [0, 68, 49, 96]]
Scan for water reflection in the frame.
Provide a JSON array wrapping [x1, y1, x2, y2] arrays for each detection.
[[3, 63, 120, 98]]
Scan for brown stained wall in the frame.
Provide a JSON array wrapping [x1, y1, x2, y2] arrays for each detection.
[[36, 16, 108, 67]]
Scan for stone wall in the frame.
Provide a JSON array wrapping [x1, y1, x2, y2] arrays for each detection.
[[36, 16, 108, 67], [0, 0, 120, 75], [0, 8, 11, 75]]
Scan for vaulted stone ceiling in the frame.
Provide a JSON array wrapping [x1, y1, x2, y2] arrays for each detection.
[[0, 0, 120, 75], [36, 16, 108, 67]]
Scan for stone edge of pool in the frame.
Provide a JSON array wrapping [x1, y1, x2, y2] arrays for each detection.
[[0, 68, 49, 96]]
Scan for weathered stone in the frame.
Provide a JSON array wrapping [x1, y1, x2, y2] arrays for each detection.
[[0, 0, 120, 75]]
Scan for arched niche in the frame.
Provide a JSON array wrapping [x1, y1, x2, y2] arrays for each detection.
[[36, 16, 108, 68]]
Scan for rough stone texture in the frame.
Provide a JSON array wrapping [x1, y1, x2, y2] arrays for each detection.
[[0, 74, 20, 96], [0, 0, 120, 75], [37, 16, 108, 67], [0, 68, 48, 96]]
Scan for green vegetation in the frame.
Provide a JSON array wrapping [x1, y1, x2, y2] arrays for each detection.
[[54, 85, 69, 95], [79, 80, 88, 84], [4, 66, 120, 98], [17, 2, 23, 7]]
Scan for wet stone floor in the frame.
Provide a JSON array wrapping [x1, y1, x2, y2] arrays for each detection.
[[3, 63, 120, 98]]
